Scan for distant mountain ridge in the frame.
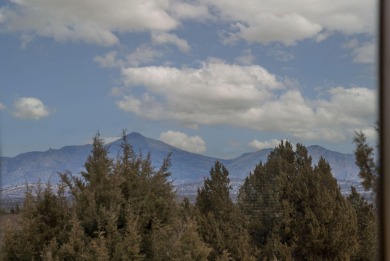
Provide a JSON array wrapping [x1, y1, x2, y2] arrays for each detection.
[[1, 132, 360, 189]]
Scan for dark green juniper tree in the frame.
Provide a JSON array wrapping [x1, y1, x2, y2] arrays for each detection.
[[351, 129, 379, 260], [1, 182, 70, 260], [196, 161, 256, 261], [238, 141, 358, 260], [353, 130, 379, 195], [1, 131, 380, 260], [347, 186, 377, 260], [1, 131, 210, 260]]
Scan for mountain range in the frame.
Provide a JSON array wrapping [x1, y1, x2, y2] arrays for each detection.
[[1, 132, 360, 190]]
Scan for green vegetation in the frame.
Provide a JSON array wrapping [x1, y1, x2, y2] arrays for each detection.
[[354, 130, 378, 194], [0, 132, 378, 260], [238, 142, 358, 260], [347, 186, 377, 260], [195, 161, 255, 260]]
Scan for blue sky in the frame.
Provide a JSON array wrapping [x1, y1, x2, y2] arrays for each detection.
[[0, 0, 378, 159]]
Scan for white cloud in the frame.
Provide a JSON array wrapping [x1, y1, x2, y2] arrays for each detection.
[[20, 34, 34, 49], [315, 87, 377, 126], [117, 93, 163, 120], [342, 39, 359, 49], [125, 45, 164, 66], [235, 13, 322, 45], [94, 51, 122, 68], [361, 126, 377, 141], [292, 128, 346, 142], [119, 59, 283, 123], [203, 0, 375, 45], [235, 49, 254, 65], [84, 136, 120, 145], [294, 86, 377, 141], [159, 130, 206, 153], [116, 60, 376, 144], [12, 97, 51, 120], [0, 0, 375, 47], [94, 45, 164, 68], [0, 0, 178, 46], [352, 41, 376, 64], [249, 139, 285, 150], [343, 39, 376, 64], [268, 47, 295, 62], [102, 136, 121, 144], [151, 32, 190, 52], [0, 102, 5, 110], [170, 2, 211, 21], [315, 31, 332, 42]]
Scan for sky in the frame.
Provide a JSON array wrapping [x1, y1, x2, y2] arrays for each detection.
[[0, 0, 378, 159]]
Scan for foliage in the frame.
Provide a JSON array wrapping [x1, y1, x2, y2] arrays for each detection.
[[238, 141, 358, 260], [196, 161, 256, 260], [1, 182, 70, 260], [347, 186, 378, 260], [352, 127, 379, 260], [0, 132, 378, 260], [0, 131, 206, 260], [353, 131, 378, 193]]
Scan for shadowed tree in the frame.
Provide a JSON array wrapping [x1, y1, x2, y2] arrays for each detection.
[[238, 141, 358, 260], [354, 131, 378, 193], [196, 161, 256, 260], [348, 186, 378, 260], [1, 182, 70, 260]]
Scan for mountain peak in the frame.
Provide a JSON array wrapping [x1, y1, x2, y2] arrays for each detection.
[[127, 132, 145, 138], [1, 132, 360, 188]]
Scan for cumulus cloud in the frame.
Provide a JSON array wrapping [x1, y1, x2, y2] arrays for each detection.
[[352, 41, 376, 64], [159, 131, 206, 153], [102, 136, 121, 144], [268, 47, 295, 62], [117, 93, 163, 119], [115, 59, 376, 143], [170, 1, 211, 21], [315, 87, 377, 126], [343, 39, 376, 64], [126, 45, 164, 65], [20, 34, 34, 49], [235, 13, 322, 45], [84, 136, 120, 145], [151, 32, 190, 52], [249, 139, 285, 150], [12, 97, 51, 120], [94, 51, 122, 68], [235, 49, 254, 65], [0, 0, 375, 47], [94, 46, 164, 68], [204, 0, 375, 45], [0, 0, 178, 46], [0, 102, 5, 110], [94, 32, 188, 69], [293, 86, 377, 141], [361, 126, 378, 144], [119, 59, 283, 122]]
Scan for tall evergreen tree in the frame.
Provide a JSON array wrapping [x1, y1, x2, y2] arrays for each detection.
[[290, 157, 357, 259], [61, 133, 122, 238], [238, 141, 296, 260], [238, 141, 358, 260], [348, 186, 378, 260], [1, 131, 195, 260], [196, 161, 255, 260], [196, 161, 232, 215], [352, 128, 378, 260], [54, 132, 143, 260], [354, 131, 378, 193], [1, 182, 70, 260]]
